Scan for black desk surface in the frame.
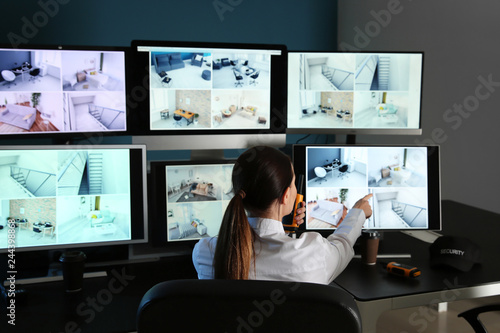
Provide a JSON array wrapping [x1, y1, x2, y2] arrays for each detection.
[[2, 200, 499, 332], [334, 200, 500, 301]]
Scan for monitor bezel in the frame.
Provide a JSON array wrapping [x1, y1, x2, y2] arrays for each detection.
[[128, 40, 288, 138], [148, 158, 236, 250], [0, 43, 133, 141], [0, 144, 148, 253], [286, 50, 424, 135], [292, 143, 441, 234]]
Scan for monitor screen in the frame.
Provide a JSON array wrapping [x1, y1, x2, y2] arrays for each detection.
[[0, 144, 148, 252], [287, 52, 423, 135], [0, 44, 129, 139], [129, 40, 287, 150], [292, 144, 440, 231], [149, 160, 234, 246]]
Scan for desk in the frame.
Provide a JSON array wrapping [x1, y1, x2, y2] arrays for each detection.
[[1, 255, 198, 333], [12, 65, 31, 82], [174, 109, 195, 125], [4, 201, 499, 332], [324, 162, 342, 178], [333, 200, 500, 332]]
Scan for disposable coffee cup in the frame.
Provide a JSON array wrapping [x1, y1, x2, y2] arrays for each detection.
[[59, 251, 86, 292], [361, 231, 380, 265]]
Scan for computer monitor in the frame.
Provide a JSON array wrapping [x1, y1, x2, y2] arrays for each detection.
[[292, 144, 440, 232], [129, 40, 287, 151], [0, 144, 148, 253], [0, 44, 130, 140], [148, 159, 235, 250], [287, 52, 423, 135]]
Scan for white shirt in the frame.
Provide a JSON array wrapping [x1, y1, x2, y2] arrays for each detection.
[[192, 208, 366, 285]]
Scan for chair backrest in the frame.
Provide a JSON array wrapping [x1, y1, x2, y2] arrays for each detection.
[[137, 279, 362, 332], [173, 114, 182, 121], [233, 69, 242, 80], [458, 304, 500, 333], [314, 166, 327, 177], [339, 164, 348, 173], [1, 70, 15, 81], [30, 68, 40, 76]]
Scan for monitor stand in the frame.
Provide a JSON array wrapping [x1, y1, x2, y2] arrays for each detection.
[[354, 231, 412, 261], [400, 230, 442, 243], [190, 149, 225, 161]]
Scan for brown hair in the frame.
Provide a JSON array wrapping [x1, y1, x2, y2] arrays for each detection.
[[213, 146, 294, 279]]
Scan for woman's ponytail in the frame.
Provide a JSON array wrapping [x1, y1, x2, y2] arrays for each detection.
[[213, 191, 254, 280]]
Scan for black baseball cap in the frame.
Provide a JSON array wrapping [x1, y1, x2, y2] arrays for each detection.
[[429, 236, 481, 272]]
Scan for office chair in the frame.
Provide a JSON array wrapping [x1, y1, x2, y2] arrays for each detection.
[[29, 68, 41, 83], [314, 166, 327, 184], [458, 304, 500, 333], [1, 70, 16, 88], [338, 164, 349, 179], [233, 68, 243, 87], [173, 114, 183, 127], [136, 279, 362, 333], [249, 70, 260, 85]]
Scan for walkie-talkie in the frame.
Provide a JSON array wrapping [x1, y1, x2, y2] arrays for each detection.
[[283, 175, 304, 237], [381, 261, 421, 278]]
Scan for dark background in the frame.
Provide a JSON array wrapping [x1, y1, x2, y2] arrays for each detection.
[[1, 0, 498, 215]]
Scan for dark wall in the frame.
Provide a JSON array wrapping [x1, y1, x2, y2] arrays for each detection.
[[0, 51, 30, 82], [338, 1, 500, 215], [307, 147, 341, 180], [0, 0, 338, 149], [1, 0, 337, 49]]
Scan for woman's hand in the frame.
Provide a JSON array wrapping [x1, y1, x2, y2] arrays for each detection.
[[294, 202, 306, 226], [352, 194, 373, 219]]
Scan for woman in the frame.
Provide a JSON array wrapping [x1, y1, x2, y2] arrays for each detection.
[[192, 146, 372, 284]]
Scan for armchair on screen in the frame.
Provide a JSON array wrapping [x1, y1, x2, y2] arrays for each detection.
[[136, 279, 362, 333], [29, 68, 41, 83], [191, 53, 204, 67], [314, 166, 327, 184], [338, 164, 349, 179], [458, 304, 500, 333], [1, 70, 16, 88]]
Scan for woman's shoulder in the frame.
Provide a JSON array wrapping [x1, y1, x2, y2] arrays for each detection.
[[194, 236, 218, 250], [192, 236, 217, 260]]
